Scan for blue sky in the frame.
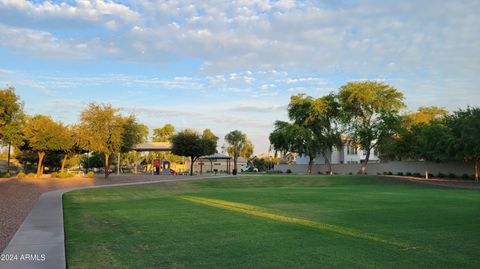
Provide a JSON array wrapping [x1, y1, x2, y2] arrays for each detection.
[[1, 0, 479, 154]]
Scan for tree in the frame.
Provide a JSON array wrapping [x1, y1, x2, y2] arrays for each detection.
[[225, 130, 248, 175], [269, 121, 322, 174], [23, 115, 72, 177], [403, 106, 448, 127], [338, 81, 405, 174], [446, 107, 480, 182], [241, 140, 254, 160], [79, 103, 124, 178], [121, 116, 149, 152], [0, 87, 25, 174], [152, 124, 175, 142], [171, 129, 217, 176]]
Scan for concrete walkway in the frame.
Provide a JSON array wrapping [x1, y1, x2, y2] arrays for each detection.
[[0, 176, 216, 269]]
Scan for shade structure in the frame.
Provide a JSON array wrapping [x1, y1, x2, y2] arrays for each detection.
[[132, 142, 172, 152]]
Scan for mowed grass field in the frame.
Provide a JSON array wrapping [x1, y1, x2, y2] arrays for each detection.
[[63, 175, 480, 268]]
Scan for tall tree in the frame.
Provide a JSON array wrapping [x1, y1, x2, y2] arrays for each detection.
[[171, 129, 217, 176], [24, 115, 72, 177], [79, 103, 124, 178], [338, 81, 405, 174], [446, 107, 480, 182], [241, 140, 254, 160], [152, 124, 175, 142], [404, 106, 448, 127], [225, 130, 247, 175], [0, 87, 25, 174]]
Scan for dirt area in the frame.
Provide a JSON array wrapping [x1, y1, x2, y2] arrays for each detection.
[[0, 174, 203, 252], [382, 175, 480, 189]]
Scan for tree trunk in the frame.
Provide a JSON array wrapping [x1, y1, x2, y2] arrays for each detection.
[[323, 150, 332, 175], [475, 159, 479, 183], [6, 143, 11, 174], [104, 153, 110, 179], [209, 160, 213, 173], [61, 154, 68, 172], [307, 156, 314, 175], [424, 163, 429, 180], [190, 156, 195, 176], [359, 148, 371, 175], [37, 151, 45, 178], [233, 156, 238, 175]]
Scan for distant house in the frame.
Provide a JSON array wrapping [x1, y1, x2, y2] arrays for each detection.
[[296, 136, 379, 165]]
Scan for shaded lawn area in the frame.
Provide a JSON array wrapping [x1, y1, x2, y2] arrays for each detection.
[[63, 175, 480, 268]]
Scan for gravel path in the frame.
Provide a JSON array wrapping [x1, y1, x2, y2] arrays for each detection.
[[0, 174, 204, 252]]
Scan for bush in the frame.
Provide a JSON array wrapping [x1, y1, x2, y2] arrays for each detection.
[[58, 172, 72, 178], [317, 171, 323, 175], [348, 172, 353, 175], [383, 171, 393, 175], [428, 173, 434, 179], [406, 172, 412, 176], [26, 173, 36, 179], [412, 172, 422, 177], [461, 173, 470, 180], [86, 171, 95, 178], [437, 173, 445, 178], [266, 170, 283, 174], [286, 169, 292, 174], [17, 172, 26, 179], [50, 172, 58, 178], [397, 172, 404, 176], [0, 172, 11, 178], [448, 173, 457, 179]]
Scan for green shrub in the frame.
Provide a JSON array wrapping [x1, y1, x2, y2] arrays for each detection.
[[348, 172, 353, 175], [17, 172, 26, 179], [317, 171, 323, 175], [448, 173, 457, 179], [412, 172, 422, 177], [50, 172, 58, 178], [58, 172, 72, 178], [406, 172, 412, 176], [26, 173, 36, 179], [286, 169, 292, 174], [437, 173, 445, 178], [461, 173, 470, 180], [428, 173, 434, 179], [0, 172, 11, 178], [86, 171, 95, 178], [383, 171, 393, 175], [397, 172, 404, 176]]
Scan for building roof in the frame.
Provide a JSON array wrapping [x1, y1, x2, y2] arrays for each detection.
[[132, 142, 172, 151], [201, 153, 232, 160]]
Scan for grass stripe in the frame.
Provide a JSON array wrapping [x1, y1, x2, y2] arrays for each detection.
[[179, 195, 414, 249]]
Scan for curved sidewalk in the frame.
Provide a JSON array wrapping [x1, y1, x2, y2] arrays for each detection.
[[0, 176, 215, 269]]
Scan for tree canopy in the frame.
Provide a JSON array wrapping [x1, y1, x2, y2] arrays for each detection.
[[0, 87, 25, 173], [24, 115, 72, 177], [338, 81, 405, 174], [153, 124, 175, 142], [79, 103, 125, 178], [225, 130, 248, 174], [171, 129, 217, 176]]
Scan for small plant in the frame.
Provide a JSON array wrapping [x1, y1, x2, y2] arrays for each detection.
[[26, 173, 36, 179], [383, 171, 393, 175], [17, 172, 26, 179], [0, 172, 11, 178], [58, 172, 73, 178], [50, 172, 58, 178], [412, 172, 421, 177], [437, 173, 445, 178], [86, 171, 95, 178], [348, 172, 353, 175], [285, 169, 292, 174], [406, 172, 412, 176], [428, 173, 434, 179], [461, 173, 470, 180], [397, 172, 404, 176], [317, 171, 323, 175], [448, 173, 457, 179]]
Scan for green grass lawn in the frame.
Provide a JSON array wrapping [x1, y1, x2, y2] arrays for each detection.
[[63, 175, 480, 268]]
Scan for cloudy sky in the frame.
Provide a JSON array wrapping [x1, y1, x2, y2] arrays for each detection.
[[1, 0, 479, 153]]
